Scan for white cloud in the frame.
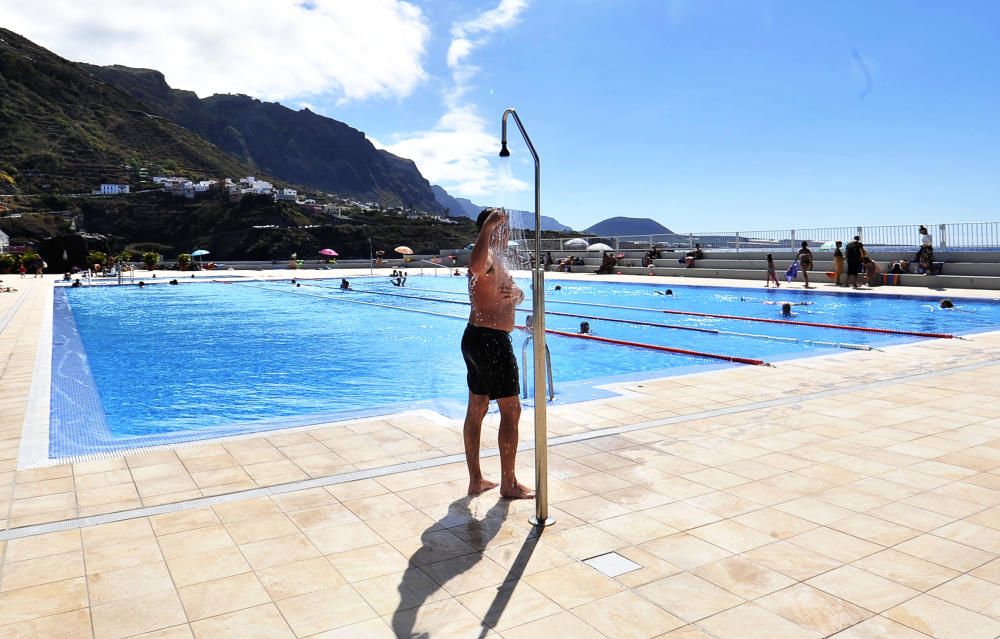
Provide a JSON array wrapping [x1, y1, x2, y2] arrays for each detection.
[[2, 0, 429, 103], [382, 0, 530, 199]]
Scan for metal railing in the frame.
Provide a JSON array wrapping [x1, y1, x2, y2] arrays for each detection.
[[537, 221, 1000, 253]]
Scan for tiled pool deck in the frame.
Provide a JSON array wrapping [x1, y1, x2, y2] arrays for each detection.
[[1, 271, 999, 638]]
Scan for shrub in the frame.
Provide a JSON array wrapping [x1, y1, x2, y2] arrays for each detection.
[[177, 253, 192, 270], [142, 251, 160, 270]]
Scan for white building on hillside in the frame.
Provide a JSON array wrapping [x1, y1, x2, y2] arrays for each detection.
[[276, 188, 298, 201], [99, 184, 130, 195]]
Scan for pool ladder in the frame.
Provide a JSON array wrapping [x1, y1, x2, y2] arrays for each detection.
[[521, 336, 555, 401]]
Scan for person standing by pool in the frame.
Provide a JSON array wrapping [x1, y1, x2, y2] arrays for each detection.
[[833, 241, 845, 286], [765, 253, 780, 288], [796, 241, 814, 288], [462, 208, 533, 499], [845, 236, 864, 289]]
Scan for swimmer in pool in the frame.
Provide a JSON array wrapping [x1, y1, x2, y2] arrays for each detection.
[[579, 321, 592, 335]]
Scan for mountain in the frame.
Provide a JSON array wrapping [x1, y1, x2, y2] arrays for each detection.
[[0, 28, 259, 194], [431, 185, 480, 218], [585, 216, 673, 236], [79, 63, 442, 212], [431, 186, 573, 232]]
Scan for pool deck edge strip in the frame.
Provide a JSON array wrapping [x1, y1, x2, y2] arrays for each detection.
[[2, 354, 998, 542], [0, 285, 32, 335], [16, 285, 54, 469]]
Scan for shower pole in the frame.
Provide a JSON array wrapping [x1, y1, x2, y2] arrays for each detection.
[[500, 108, 554, 527]]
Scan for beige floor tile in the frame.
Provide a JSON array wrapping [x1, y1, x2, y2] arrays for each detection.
[[501, 610, 605, 639], [602, 485, 673, 510], [302, 520, 384, 555], [592, 511, 677, 545], [456, 581, 563, 632], [352, 568, 449, 615], [637, 572, 743, 622], [4, 529, 80, 562], [275, 585, 377, 636], [239, 533, 321, 570], [971, 557, 1000, 585], [256, 557, 346, 600], [612, 545, 682, 588], [894, 533, 996, 571], [756, 583, 871, 636], [420, 553, 512, 597], [390, 529, 478, 567], [189, 603, 294, 639], [91, 589, 187, 639], [84, 537, 165, 574], [575, 590, 685, 638], [828, 615, 935, 638], [307, 617, 396, 638], [692, 555, 796, 599], [157, 525, 236, 559], [645, 502, 721, 531], [773, 496, 854, 525], [687, 519, 776, 553], [544, 524, 628, 560], [866, 502, 955, 532], [211, 496, 281, 523], [928, 574, 1000, 619], [557, 495, 632, 522], [166, 546, 252, 588], [885, 594, 1000, 639], [640, 532, 732, 570], [343, 493, 414, 520], [87, 561, 175, 606], [524, 562, 625, 609], [787, 527, 882, 563], [483, 538, 575, 578], [931, 519, 1000, 552], [364, 510, 441, 541], [851, 548, 960, 592], [150, 509, 220, 536], [806, 565, 920, 613], [827, 513, 921, 546], [326, 542, 411, 582], [0, 550, 84, 592], [731, 507, 819, 541], [0, 608, 93, 639], [326, 478, 390, 502], [177, 572, 271, 621], [224, 513, 298, 544], [81, 518, 154, 550], [698, 603, 821, 639], [0, 577, 88, 627]]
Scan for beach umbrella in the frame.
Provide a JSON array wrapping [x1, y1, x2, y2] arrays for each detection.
[[318, 248, 338, 256], [587, 243, 614, 251], [395, 246, 414, 255], [565, 238, 588, 248], [191, 249, 209, 266]]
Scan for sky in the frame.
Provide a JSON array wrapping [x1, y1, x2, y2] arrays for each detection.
[[4, 0, 1000, 232]]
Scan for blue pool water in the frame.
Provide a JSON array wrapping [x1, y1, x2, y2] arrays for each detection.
[[50, 276, 1000, 458]]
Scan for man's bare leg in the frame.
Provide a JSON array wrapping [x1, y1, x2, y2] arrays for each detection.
[[464, 392, 497, 495], [496, 396, 534, 499]]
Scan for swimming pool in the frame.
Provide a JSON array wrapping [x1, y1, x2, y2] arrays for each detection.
[[48, 276, 1000, 459]]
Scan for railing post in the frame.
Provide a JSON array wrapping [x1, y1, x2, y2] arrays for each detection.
[[735, 232, 740, 252], [939, 224, 947, 250]]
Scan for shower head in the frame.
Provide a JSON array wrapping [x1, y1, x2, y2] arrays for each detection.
[[499, 141, 510, 158]]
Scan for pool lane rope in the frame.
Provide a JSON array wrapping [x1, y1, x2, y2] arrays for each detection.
[[227, 281, 770, 365], [319, 283, 871, 351], [402, 286, 952, 340]]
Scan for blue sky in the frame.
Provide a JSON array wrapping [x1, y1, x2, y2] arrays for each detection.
[[8, 0, 1000, 232]]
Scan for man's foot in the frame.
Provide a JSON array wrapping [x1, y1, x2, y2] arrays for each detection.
[[501, 482, 535, 500], [468, 478, 499, 495]]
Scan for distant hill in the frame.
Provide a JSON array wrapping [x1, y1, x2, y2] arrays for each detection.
[[431, 186, 573, 232], [0, 28, 260, 194], [79, 63, 442, 212], [585, 216, 673, 236]]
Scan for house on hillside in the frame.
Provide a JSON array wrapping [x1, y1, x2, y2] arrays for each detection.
[[276, 188, 298, 202], [97, 184, 130, 195], [240, 177, 273, 195]]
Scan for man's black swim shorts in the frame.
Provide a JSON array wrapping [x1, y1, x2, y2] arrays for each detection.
[[461, 324, 520, 400]]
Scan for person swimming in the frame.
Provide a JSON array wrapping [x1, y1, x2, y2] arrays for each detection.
[[655, 289, 674, 296], [579, 321, 591, 335], [781, 302, 793, 317], [553, 285, 561, 291], [940, 299, 954, 309], [340, 278, 350, 289]]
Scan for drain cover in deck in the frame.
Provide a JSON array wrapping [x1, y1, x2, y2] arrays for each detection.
[[584, 552, 642, 577]]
